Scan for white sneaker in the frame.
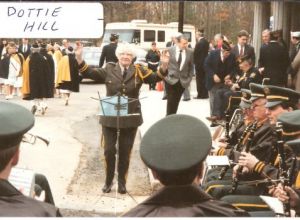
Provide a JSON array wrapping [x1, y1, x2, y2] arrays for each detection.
[[5, 95, 13, 100]]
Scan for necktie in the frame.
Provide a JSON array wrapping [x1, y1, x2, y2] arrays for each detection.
[[177, 50, 182, 68], [23, 45, 27, 53], [240, 46, 244, 56], [123, 68, 127, 80]]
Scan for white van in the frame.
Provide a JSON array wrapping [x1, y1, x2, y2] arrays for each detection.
[[102, 20, 196, 50]]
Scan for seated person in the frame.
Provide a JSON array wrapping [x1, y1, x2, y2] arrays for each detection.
[[0, 102, 61, 216], [123, 114, 249, 217]]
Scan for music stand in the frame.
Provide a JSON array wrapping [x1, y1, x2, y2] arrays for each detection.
[[97, 92, 142, 215]]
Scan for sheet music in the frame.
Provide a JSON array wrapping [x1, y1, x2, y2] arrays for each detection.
[[260, 195, 284, 215], [206, 155, 230, 166], [8, 167, 35, 197], [99, 96, 128, 116]]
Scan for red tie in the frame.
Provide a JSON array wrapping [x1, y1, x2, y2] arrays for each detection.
[[240, 46, 244, 56]]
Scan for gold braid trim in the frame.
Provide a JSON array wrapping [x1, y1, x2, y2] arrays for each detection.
[[282, 130, 300, 136], [267, 95, 289, 100], [273, 154, 280, 167], [79, 63, 88, 73], [204, 184, 224, 194], [232, 203, 269, 208]]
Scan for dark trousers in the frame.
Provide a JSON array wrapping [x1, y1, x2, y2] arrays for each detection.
[[102, 126, 137, 186], [213, 87, 233, 118], [195, 69, 208, 98], [165, 81, 185, 115]]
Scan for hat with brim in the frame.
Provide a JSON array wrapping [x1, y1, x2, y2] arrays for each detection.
[[249, 83, 265, 101], [0, 102, 34, 150], [140, 114, 211, 173], [278, 110, 300, 136], [264, 85, 300, 109]]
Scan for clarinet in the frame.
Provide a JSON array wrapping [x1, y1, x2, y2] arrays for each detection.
[[218, 123, 252, 180], [275, 122, 291, 217], [230, 121, 257, 194]]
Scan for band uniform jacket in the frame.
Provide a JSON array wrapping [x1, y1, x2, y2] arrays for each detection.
[[237, 66, 263, 90], [0, 179, 61, 217], [123, 184, 249, 217], [204, 49, 237, 91], [258, 41, 290, 86], [99, 43, 118, 68], [163, 46, 194, 88], [78, 61, 164, 128], [231, 44, 256, 64]]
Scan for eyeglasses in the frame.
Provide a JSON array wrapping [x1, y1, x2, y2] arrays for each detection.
[[22, 133, 49, 146]]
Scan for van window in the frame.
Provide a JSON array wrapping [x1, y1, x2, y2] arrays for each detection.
[[183, 32, 192, 42], [133, 30, 141, 43], [157, 31, 165, 42], [103, 29, 134, 44], [144, 30, 155, 42]]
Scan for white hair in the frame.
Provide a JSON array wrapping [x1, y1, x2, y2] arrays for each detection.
[[115, 43, 136, 59]]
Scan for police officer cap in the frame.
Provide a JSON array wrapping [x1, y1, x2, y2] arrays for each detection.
[[277, 110, 300, 136], [240, 89, 252, 109], [0, 102, 34, 150], [221, 40, 231, 52], [140, 114, 211, 173], [291, 31, 300, 38], [264, 85, 300, 108], [249, 83, 265, 101]]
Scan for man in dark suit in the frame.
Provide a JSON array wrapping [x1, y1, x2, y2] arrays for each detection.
[[231, 30, 255, 64], [123, 114, 249, 217], [258, 30, 290, 86], [160, 34, 194, 115], [99, 33, 119, 68], [194, 29, 209, 99], [204, 41, 237, 125], [18, 38, 31, 60]]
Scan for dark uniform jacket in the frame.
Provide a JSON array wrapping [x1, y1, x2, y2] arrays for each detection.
[[79, 61, 163, 128], [0, 179, 61, 217], [194, 37, 209, 74], [99, 43, 118, 68], [237, 66, 263, 90], [204, 49, 237, 90], [123, 184, 249, 217], [145, 49, 160, 71], [258, 41, 290, 86]]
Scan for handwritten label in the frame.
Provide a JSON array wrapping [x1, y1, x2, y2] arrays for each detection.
[[0, 2, 104, 38]]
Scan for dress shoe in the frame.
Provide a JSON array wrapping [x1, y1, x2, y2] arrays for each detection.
[[210, 122, 219, 127], [118, 184, 127, 194], [182, 98, 191, 101], [102, 183, 113, 193], [206, 116, 218, 122]]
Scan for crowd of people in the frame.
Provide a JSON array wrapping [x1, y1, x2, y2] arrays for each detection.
[[0, 38, 80, 115], [1, 26, 300, 217]]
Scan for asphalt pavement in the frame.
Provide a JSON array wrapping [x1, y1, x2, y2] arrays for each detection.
[[1, 78, 213, 216]]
